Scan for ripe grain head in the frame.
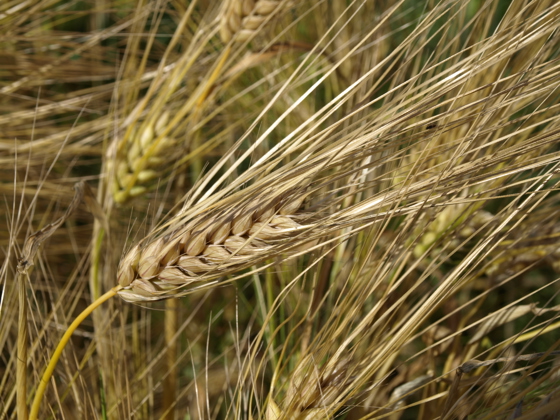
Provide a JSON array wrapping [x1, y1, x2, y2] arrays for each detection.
[[117, 189, 311, 301], [219, 0, 285, 43]]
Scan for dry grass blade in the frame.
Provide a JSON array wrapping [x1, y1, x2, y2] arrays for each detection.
[[19, 182, 84, 270]]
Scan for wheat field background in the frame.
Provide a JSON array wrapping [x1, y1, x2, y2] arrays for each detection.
[[1, 0, 560, 418]]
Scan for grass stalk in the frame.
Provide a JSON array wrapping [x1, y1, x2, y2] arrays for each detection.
[[29, 286, 122, 420], [16, 270, 28, 420], [162, 299, 178, 420]]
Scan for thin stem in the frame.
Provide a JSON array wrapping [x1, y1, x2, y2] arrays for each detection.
[[252, 272, 277, 369], [162, 298, 178, 420], [29, 286, 122, 420], [17, 271, 28, 420]]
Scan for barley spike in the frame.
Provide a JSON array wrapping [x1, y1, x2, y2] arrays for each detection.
[[117, 194, 306, 302], [219, 0, 283, 43]]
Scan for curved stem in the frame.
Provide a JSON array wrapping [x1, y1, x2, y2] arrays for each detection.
[[29, 286, 122, 420]]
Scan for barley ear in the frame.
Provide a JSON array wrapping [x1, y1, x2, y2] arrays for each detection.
[[219, 0, 284, 43], [116, 192, 308, 302], [111, 111, 175, 204]]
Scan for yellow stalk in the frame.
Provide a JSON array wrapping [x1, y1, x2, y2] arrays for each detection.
[[17, 270, 28, 420], [29, 286, 122, 420]]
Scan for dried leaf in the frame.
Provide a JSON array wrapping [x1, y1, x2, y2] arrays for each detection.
[[468, 304, 560, 344], [19, 181, 84, 270]]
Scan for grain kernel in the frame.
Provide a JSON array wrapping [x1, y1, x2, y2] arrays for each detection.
[[232, 212, 254, 235], [186, 230, 207, 256]]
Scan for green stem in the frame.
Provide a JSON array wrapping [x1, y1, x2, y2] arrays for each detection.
[[29, 286, 121, 420], [252, 271, 278, 370]]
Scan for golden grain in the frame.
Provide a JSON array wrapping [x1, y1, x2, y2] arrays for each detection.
[[219, 0, 283, 43], [117, 194, 306, 301]]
